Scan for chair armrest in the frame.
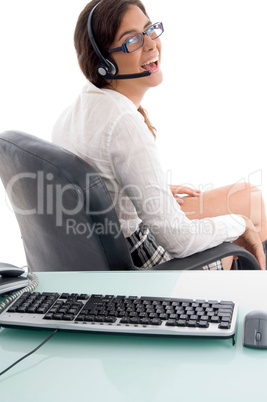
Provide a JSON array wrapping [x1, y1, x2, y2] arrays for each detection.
[[150, 243, 260, 271]]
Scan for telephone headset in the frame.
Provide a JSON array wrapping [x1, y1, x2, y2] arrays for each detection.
[[87, 2, 151, 80]]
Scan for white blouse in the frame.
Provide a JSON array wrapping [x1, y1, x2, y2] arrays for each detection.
[[52, 81, 246, 258]]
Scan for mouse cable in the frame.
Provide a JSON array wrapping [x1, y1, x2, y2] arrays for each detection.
[[0, 328, 59, 376], [0, 267, 39, 314]]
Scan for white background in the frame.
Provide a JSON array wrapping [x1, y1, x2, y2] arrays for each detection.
[[0, 0, 266, 266]]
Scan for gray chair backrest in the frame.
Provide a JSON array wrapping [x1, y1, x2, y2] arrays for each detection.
[[0, 131, 134, 272]]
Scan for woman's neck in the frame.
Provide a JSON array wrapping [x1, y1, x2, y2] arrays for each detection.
[[111, 81, 147, 108]]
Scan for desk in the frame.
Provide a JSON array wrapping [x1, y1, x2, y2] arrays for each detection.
[[0, 270, 267, 402]]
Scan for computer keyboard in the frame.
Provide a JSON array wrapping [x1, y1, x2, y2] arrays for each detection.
[[0, 291, 238, 344]]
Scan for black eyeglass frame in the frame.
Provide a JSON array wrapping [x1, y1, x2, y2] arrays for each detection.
[[108, 22, 164, 54]]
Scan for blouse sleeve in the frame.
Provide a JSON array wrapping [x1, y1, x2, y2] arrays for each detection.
[[109, 111, 246, 258]]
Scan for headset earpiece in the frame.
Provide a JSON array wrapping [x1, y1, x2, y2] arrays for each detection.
[[97, 57, 117, 77]]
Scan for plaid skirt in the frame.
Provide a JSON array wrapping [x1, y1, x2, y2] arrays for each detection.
[[125, 223, 223, 270]]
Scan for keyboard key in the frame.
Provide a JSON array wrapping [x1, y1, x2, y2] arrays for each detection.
[[162, 301, 171, 307], [166, 319, 176, 326], [17, 306, 28, 313], [149, 313, 159, 319], [36, 306, 49, 314], [175, 307, 185, 314], [60, 293, 70, 299], [43, 313, 54, 320], [129, 318, 140, 324], [103, 317, 116, 323], [200, 315, 209, 321], [150, 318, 162, 326], [140, 318, 151, 325], [176, 320, 187, 327], [198, 321, 209, 328], [84, 315, 96, 322], [159, 313, 168, 320], [63, 314, 74, 321], [95, 316, 105, 322], [211, 303, 225, 309], [129, 312, 138, 317], [218, 307, 233, 313], [221, 317, 231, 323], [219, 322, 231, 330], [218, 312, 232, 318], [7, 306, 18, 313], [207, 312, 215, 317], [120, 318, 129, 324], [187, 320, 197, 327], [182, 302, 191, 307], [78, 294, 89, 300], [220, 301, 234, 306], [210, 316, 220, 323], [75, 315, 85, 321], [117, 311, 127, 318], [185, 306, 194, 311], [53, 313, 64, 320]]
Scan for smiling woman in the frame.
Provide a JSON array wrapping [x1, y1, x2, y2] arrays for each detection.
[[106, 4, 163, 105], [108, 21, 163, 75], [52, 0, 267, 271]]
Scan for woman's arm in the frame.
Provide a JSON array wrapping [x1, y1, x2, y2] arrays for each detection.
[[109, 111, 264, 267], [169, 185, 201, 205]]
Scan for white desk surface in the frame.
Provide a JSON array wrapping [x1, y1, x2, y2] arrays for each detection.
[[1, 270, 267, 402]]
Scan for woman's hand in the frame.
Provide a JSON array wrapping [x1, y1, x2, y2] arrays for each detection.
[[169, 185, 201, 206], [235, 216, 266, 270]]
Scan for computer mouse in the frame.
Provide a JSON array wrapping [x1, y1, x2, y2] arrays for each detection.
[[243, 310, 267, 349], [0, 262, 25, 278]]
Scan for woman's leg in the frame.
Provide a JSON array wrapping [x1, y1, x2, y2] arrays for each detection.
[[180, 182, 267, 269]]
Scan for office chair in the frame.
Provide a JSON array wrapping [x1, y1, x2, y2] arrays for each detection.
[[0, 131, 260, 271]]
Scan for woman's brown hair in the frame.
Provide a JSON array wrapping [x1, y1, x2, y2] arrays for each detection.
[[74, 0, 156, 137]]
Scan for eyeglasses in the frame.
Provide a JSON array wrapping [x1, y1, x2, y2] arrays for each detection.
[[108, 22, 164, 54]]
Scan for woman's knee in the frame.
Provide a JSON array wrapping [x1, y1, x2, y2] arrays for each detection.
[[227, 182, 263, 213], [228, 181, 266, 236]]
